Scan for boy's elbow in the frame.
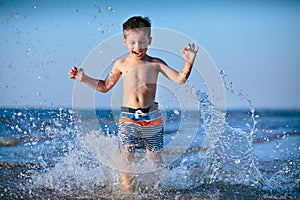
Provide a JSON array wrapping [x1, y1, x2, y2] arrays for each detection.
[[96, 80, 113, 93], [99, 89, 109, 93], [177, 77, 187, 84], [96, 85, 109, 93], [175, 73, 188, 84], [98, 87, 110, 93]]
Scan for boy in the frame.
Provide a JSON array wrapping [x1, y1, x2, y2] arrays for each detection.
[[69, 16, 198, 192]]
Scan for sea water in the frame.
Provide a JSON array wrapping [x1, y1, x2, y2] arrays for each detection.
[[0, 94, 299, 199]]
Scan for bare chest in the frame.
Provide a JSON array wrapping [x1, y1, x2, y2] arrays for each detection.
[[121, 63, 159, 84]]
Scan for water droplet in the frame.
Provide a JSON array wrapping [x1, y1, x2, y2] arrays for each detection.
[[25, 47, 32, 56], [10, 13, 19, 18], [220, 69, 226, 76], [107, 6, 115, 13], [235, 159, 241, 164]]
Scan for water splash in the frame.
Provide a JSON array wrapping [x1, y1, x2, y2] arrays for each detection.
[[25, 89, 263, 199], [1, 86, 299, 199]]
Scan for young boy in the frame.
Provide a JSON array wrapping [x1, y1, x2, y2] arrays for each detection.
[[69, 16, 198, 192]]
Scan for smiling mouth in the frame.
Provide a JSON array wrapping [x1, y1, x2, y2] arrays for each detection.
[[133, 51, 143, 57]]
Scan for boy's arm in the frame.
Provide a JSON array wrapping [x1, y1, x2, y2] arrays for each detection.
[[69, 62, 121, 93], [159, 43, 198, 84], [97, 63, 121, 93]]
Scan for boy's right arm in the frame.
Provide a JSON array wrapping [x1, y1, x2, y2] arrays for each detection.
[[69, 64, 121, 93], [69, 66, 99, 90]]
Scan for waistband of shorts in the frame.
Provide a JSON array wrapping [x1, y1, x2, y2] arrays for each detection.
[[121, 102, 159, 114], [119, 109, 162, 121]]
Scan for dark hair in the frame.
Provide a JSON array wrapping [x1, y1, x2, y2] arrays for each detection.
[[123, 16, 151, 38]]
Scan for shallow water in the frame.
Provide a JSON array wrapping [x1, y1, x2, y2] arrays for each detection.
[[0, 105, 299, 199]]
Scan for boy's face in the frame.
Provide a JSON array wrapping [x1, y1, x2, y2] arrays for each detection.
[[123, 30, 152, 60]]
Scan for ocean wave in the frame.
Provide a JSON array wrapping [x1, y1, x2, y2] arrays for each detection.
[[0, 136, 36, 147]]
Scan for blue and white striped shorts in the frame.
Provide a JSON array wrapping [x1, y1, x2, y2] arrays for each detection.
[[118, 103, 164, 152]]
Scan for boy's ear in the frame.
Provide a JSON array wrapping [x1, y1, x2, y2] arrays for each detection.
[[123, 38, 127, 45], [148, 36, 152, 45]]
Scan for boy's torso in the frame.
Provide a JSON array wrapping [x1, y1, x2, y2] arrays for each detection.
[[117, 55, 163, 109]]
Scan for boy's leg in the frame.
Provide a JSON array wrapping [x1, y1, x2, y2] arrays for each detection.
[[145, 148, 163, 190], [145, 125, 164, 167], [146, 148, 163, 167], [120, 144, 135, 193]]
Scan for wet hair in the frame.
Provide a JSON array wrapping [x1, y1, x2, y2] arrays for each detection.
[[123, 16, 151, 38]]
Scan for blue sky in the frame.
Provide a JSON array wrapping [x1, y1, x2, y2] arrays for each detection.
[[0, 0, 299, 109]]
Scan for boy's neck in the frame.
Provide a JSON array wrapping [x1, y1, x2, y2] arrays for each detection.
[[129, 54, 150, 62]]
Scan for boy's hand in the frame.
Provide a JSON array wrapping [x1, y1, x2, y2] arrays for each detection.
[[69, 66, 84, 82], [181, 43, 199, 65]]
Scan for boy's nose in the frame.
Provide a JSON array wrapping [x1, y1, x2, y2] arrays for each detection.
[[135, 43, 141, 50], [135, 42, 144, 50]]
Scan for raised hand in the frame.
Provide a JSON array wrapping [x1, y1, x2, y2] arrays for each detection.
[[180, 43, 199, 65], [68, 66, 85, 82]]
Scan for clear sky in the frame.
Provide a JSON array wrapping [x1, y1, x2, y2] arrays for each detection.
[[1, 0, 299, 109]]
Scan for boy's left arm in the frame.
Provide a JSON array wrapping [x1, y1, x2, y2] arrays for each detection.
[[159, 43, 198, 84], [178, 43, 199, 83]]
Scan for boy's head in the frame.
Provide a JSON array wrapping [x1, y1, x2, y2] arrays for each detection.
[[123, 16, 152, 59], [123, 16, 151, 39]]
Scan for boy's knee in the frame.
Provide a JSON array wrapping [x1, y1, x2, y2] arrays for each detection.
[[120, 144, 136, 164], [146, 150, 163, 166], [121, 144, 135, 153]]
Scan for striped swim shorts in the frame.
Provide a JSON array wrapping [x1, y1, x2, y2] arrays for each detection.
[[118, 103, 164, 152]]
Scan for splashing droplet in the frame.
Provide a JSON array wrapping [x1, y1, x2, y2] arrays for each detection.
[[107, 6, 115, 13], [174, 109, 180, 115], [10, 13, 19, 18], [26, 47, 32, 56]]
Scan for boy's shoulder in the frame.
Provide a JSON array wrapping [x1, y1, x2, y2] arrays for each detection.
[[112, 57, 127, 67], [115, 55, 166, 65], [138, 55, 165, 65], [148, 56, 167, 65]]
